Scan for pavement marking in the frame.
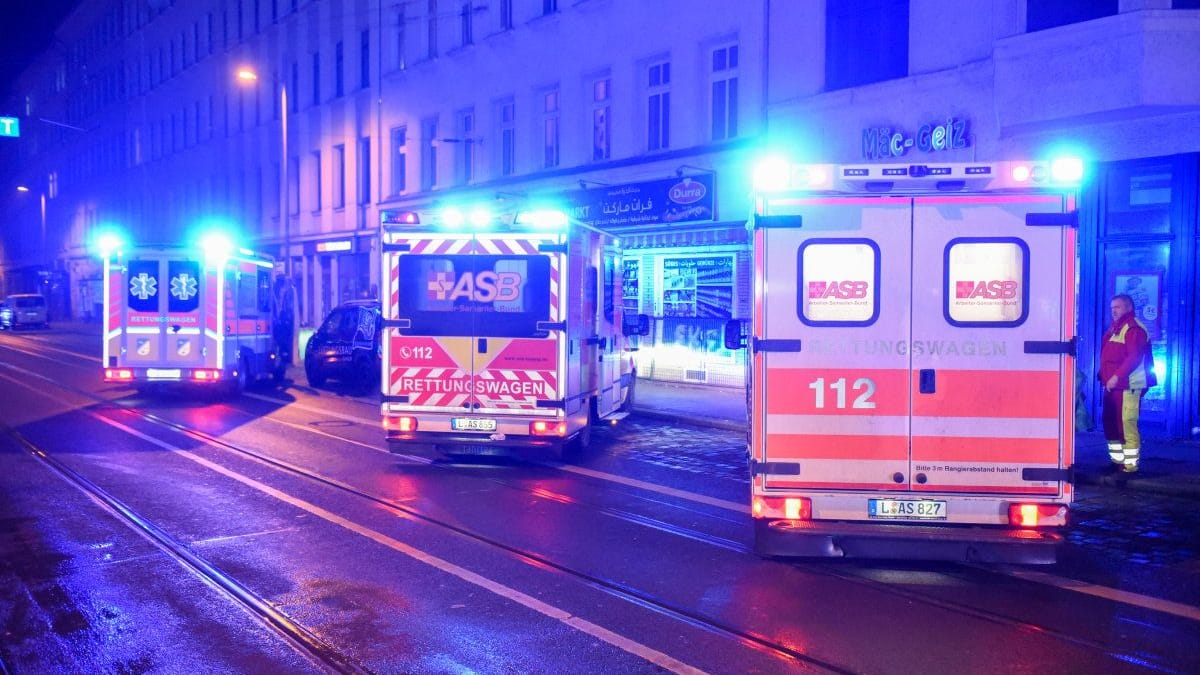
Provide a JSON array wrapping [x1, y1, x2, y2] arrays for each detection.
[[0, 334, 101, 362], [83, 409, 707, 675], [10, 356, 1200, 625], [988, 566, 1200, 623]]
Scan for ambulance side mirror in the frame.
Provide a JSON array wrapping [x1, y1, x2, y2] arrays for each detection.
[[623, 313, 651, 337], [723, 319, 747, 350]]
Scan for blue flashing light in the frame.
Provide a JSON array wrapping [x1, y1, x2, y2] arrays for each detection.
[[199, 231, 234, 265], [92, 229, 127, 258], [515, 209, 569, 230], [1050, 157, 1084, 183], [441, 207, 465, 229], [469, 208, 494, 229], [753, 157, 791, 193]]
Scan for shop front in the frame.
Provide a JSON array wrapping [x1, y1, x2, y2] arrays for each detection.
[[560, 173, 750, 388]]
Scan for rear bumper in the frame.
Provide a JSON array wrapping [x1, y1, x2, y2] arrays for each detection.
[[754, 519, 1063, 565], [387, 430, 565, 456]]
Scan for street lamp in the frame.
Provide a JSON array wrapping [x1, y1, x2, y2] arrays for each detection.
[[235, 67, 289, 277], [236, 66, 298, 366], [15, 185, 48, 270]]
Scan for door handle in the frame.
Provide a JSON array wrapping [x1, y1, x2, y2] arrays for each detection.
[[919, 369, 936, 394], [477, 338, 487, 353]]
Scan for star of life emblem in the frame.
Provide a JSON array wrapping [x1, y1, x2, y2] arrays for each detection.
[[130, 273, 158, 301], [170, 273, 198, 301]]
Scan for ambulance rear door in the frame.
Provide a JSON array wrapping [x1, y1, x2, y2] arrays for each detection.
[[756, 197, 914, 492], [909, 194, 1072, 497], [120, 253, 207, 372], [384, 231, 562, 422]]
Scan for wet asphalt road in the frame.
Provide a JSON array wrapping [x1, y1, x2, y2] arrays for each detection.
[[1, 326, 1199, 674]]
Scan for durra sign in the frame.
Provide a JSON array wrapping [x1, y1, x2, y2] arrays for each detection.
[[862, 117, 970, 160]]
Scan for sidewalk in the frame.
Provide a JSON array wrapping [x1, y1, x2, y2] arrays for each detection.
[[632, 378, 1200, 499]]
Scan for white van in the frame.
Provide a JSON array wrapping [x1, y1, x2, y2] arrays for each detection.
[[2, 294, 49, 329]]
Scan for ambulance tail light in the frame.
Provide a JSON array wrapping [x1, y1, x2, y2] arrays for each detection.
[[105, 368, 134, 381], [752, 496, 812, 521], [384, 415, 418, 432], [192, 369, 222, 382], [529, 420, 567, 437], [1007, 503, 1068, 528]]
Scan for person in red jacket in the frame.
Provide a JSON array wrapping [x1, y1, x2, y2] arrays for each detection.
[[1099, 294, 1152, 473]]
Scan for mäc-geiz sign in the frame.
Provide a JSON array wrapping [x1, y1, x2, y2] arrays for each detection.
[[862, 117, 969, 160]]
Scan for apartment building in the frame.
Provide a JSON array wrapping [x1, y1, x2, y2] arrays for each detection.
[[2, 0, 1199, 434]]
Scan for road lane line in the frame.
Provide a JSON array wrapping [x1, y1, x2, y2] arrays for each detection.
[[0, 336, 101, 362], [10, 360, 1200, 626], [987, 566, 1200, 623], [82, 410, 707, 675]]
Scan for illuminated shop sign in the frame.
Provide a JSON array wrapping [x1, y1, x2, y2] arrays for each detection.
[[316, 240, 353, 253], [562, 174, 717, 228], [861, 117, 970, 160]]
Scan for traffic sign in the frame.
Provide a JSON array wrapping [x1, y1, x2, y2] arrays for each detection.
[[0, 117, 18, 137]]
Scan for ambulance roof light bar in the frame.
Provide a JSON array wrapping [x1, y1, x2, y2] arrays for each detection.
[[199, 231, 234, 266], [93, 230, 127, 259], [514, 209, 569, 230], [381, 210, 421, 225], [767, 159, 1085, 194]]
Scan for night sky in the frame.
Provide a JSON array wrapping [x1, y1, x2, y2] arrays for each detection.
[[0, 0, 79, 100]]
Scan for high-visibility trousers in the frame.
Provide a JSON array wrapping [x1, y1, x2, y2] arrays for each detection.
[[1103, 387, 1142, 470]]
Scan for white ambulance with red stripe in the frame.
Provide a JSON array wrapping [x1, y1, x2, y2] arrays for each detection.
[[379, 208, 649, 458], [97, 231, 285, 394], [727, 159, 1083, 564]]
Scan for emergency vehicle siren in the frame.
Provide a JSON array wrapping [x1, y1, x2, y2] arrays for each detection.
[[91, 228, 128, 259]]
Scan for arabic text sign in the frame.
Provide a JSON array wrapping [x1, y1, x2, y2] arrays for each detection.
[[562, 174, 716, 228]]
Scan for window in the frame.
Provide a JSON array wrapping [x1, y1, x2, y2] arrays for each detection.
[[396, 255, 551, 337], [825, 0, 908, 91], [360, 29, 371, 89], [357, 137, 371, 205], [289, 155, 299, 215], [497, 99, 515, 176], [944, 239, 1029, 327], [460, 1, 473, 46], [421, 117, 438, 190], [454, 108, 476, 185], [396, 5, 407, 70], [662, 256, 734, 318], [798, 240, 880, 326], [500, 0, 513, 29], [592, 77, 610, 161], [543, 0, 558, 15], [622, 258, 639, 313], [335, 42, 344, 97], [542, 89, 560, 168], [647, 61, 670, 151], [1026, 0, 1118, 32], [310, 150, 322, 211], [390, 126, 408, 195], [311, 52, 320, 105], [427, 0, 438, 59], [290, 61, 299, 112], [711, 44, 738, 141], [333, 143, 346, 207]]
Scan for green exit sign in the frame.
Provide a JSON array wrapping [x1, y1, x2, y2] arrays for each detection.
[[0, 117, 19, 138]]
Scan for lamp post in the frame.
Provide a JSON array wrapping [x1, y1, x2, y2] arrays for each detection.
[[237, 66, 298, 367], [15, 185, 47, 270]]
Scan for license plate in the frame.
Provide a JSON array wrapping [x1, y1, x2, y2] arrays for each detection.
[[146, 368, 181, 379], [452, 417, 497, 432], [868, 499, 947, 520]]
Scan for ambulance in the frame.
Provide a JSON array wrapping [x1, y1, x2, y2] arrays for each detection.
[[727, 159, 1082, 564], [97, 231, 285, 394], [379, 207, 649, 458]]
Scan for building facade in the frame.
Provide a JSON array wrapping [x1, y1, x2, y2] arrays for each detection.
[[1, 0, 1199, 435]]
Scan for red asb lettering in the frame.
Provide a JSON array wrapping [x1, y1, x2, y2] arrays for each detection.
[[809, 280, 869, 300], [955, 280, 1018, 300]]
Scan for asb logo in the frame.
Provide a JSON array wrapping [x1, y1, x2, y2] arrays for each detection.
[[427, 271, 522, 302], [955, 280, 1018, 299], [808, 280, 869, 300]]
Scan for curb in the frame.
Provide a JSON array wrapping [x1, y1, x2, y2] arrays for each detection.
[[630, 407, 745, 433]]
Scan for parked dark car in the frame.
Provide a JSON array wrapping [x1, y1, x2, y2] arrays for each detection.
[[0, 294, 48, 329], [304, 300, 381, 391]]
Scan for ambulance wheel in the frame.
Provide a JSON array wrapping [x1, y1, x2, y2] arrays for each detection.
[[230, 357, 249, 396], [620, 374, 637, 413]]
